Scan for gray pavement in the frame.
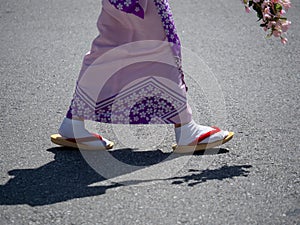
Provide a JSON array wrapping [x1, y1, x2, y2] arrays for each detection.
[[0, 0, 299, 224]]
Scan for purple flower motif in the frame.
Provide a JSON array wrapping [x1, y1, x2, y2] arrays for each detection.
[[109, 0, 144, 18]]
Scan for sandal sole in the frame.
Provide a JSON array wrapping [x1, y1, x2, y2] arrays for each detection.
[[50, 134, 114, 150], [172, 131, 234, 153]]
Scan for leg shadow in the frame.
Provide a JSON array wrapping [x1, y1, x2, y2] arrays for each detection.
[[0, 147, 237, 206], [0, 148, 122, 206], [170, 165, 252, 186]]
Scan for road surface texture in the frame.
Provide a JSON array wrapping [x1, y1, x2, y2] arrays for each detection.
[[0, 0, 299, 224]]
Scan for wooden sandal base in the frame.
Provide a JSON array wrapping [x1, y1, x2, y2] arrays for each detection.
[[50, 134, 114, 150]]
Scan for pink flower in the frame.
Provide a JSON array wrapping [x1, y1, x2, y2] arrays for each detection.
[[281, 20, 291, 32], [280, 9, 286, 15], [273, 29, 282, 37], [282, 0, 291, 10], [263, 7, 271, 19], [271, 21, 277, 26], [242, 0, 292, 44], [281, 37, 288, 44], [245, 6, 251, 13], [263, 13, 271, 19]]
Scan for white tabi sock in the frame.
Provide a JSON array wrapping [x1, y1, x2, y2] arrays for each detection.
[[58, 117, 110, 147], [175, 120, 229, 146]]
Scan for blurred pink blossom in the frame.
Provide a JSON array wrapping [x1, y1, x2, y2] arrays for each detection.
[[242, 0, 292, 44], [281, 37, 288, 44]]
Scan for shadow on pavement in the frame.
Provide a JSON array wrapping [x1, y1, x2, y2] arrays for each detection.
[[0, 147, 251, 206], [170, 165, 252, 187]]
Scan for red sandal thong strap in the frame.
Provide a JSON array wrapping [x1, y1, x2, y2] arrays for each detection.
[[195, 126, 221, 144], [66, 133, 103, 143]]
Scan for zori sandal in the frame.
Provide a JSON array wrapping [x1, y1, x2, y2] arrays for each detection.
[[172, 126, 234, 153], [50, 133, 114, 150]]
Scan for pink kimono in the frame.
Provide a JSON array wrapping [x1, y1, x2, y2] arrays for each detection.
[[66, 0, 192, 124]]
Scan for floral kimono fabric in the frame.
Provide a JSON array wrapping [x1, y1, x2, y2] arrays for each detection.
[[66, 0, 192, 124]]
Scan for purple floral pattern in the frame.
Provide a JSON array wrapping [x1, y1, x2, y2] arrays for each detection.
[[109, 0, 145, 18], [69, 77, 188, 124], [153, 0, 181, 58], [152, 0, 185, 89]]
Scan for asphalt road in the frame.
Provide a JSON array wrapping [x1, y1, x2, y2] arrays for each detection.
[[0, 0, 299, 224]]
